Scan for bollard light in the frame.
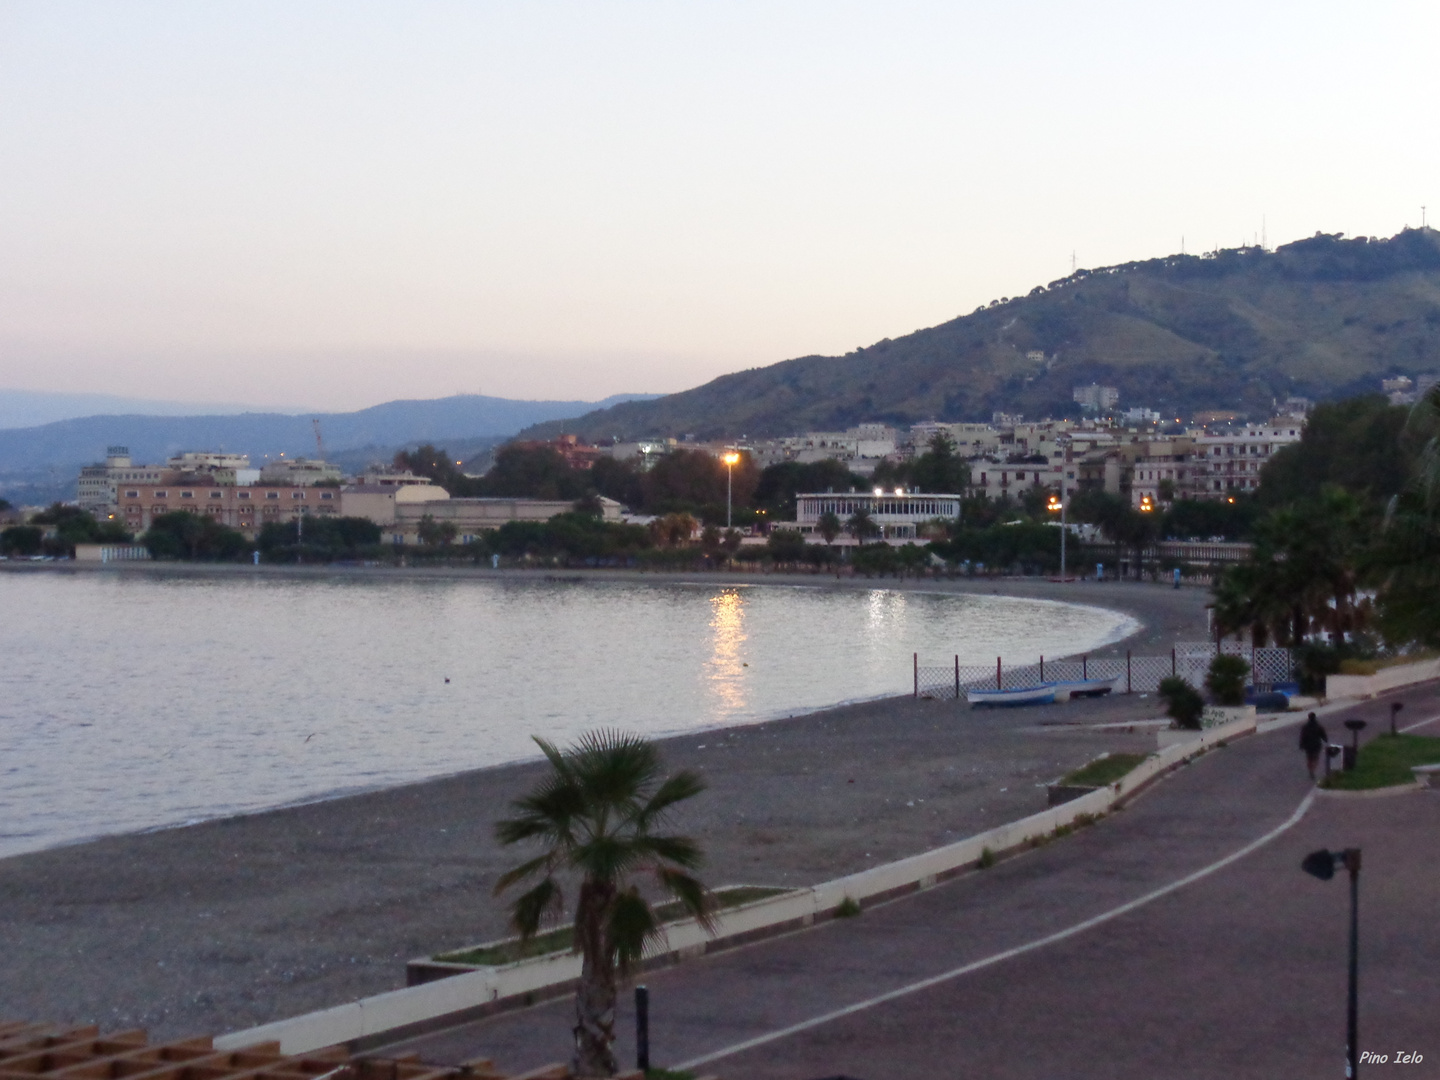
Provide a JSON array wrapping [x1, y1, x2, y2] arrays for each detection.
[[635, 985, 650, 1073], [1390, 701, 1404, 736], [1302, 849, 1362, 1078], [1343, 719, 1367, 771]]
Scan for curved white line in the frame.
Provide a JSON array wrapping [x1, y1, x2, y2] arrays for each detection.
[[677, 790, 1317, 1071]]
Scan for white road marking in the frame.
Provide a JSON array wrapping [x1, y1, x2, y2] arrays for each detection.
[[676, 790, 1318, 1071]]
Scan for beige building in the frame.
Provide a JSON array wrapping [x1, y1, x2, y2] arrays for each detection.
[[1189, 419, 1304, 498], [258, 457, 343, 486], [340, 486, 623, 545], [77, 448, 174, 515], [117, 482, 340, 535]]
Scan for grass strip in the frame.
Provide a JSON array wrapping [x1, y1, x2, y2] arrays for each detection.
[[1061, 752, 1148, 788], [436, 885, 791, 966], [1322, 733, 1440, 791]]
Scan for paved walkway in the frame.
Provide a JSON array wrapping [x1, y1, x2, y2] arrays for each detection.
[[386, 687, 1440, 1079]]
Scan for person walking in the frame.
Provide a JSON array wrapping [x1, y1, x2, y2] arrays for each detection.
[[1299, 712, 1329, 780]]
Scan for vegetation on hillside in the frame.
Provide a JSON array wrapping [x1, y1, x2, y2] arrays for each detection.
[[514, 229, 1440, 442]]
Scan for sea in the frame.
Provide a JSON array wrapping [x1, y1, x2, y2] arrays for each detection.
[[0, 570, 1137, 857]]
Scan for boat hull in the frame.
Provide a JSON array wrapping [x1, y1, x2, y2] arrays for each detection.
[[967, 684, 1057, 706]]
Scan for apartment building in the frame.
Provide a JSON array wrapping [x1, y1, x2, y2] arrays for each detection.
[[1190, 419, 1304, 497], [76, 448, 173, 515], [794, 489, 961, 541], [116, 482, 340, 535]]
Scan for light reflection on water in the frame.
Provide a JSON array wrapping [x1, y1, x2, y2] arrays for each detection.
[[0, 572, 1136, 856]]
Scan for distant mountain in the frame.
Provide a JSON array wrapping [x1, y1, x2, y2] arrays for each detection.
[[0, 392, 655, 502], [517, 228, 1440, 443], [0, 389, 298, 430]]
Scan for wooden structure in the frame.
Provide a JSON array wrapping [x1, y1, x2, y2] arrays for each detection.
[[0, 1022, 668, 1080]]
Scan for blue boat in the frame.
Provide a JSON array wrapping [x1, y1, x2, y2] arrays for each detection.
[[967, 683, 1058, 706]]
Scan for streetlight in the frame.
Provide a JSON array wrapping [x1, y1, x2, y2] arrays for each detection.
[[722, 451, 740, 529], [1139, 494, 1155, 512], [1046, 488, 1068, 578], [1301, 847, 1363, 1078]]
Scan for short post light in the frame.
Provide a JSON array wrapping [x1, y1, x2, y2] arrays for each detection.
[[722, 452, 741, 529], [1301, 848, 1363, 1078], [1343, 719, 1367, 772], [1389, 701, 1403, 736]]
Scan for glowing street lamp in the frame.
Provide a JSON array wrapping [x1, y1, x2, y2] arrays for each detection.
[[1046, 487, 1067, 578], [1139, 494, 1155, 513], [722, 451, 741, 528]]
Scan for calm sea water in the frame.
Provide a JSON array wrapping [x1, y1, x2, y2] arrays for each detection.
[[0, 571, 1136, 856]]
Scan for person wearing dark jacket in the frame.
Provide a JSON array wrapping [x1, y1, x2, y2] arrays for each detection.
[[1299, 712, 1329, 780]]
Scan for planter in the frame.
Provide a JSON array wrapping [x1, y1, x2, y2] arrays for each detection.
[[1046, 783, 1099, 807], [1201, 704, 1255, 728]]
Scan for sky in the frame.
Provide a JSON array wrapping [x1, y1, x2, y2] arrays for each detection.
[[1, 2, 1437, 412]]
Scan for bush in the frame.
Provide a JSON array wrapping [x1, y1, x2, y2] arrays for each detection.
[[1158, 676, 1205, 730], [1205, 654, 1250, 706], [1, 525, 43, 556], [144, 511, 248, 561]]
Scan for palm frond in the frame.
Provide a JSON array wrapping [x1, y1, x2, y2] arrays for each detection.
[[633, 833, 705, 870], [607, 887, 659, 973], [637, 770, 707, 826], [493, 852, 556, 895], [508, 877, 563, 939], [656, 866, 715, 933]]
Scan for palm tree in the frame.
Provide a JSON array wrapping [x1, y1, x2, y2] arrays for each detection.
[[495, 731, 710, 1078], [817, 510, 842, 546], [846, 508, 880, 542]]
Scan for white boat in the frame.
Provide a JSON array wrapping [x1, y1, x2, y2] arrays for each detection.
[[967, 683, 1058, 706], [1052, 676, 1121, 700]]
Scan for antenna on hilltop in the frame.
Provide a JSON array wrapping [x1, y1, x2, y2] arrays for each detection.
[[312, 418, 325, 460], [1424, 206, 1429, 228], [1262, 215, 1267, 250], [1071, 250, 1076, 273]]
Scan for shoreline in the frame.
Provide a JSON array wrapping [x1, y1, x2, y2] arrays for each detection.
[[2, 687, 1171, 1041], [1, 559, 1207, 657]]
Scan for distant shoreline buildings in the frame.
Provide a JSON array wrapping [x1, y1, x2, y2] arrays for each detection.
[[51, 388, 1324, 548]]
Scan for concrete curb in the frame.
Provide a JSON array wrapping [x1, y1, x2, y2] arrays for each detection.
[[215, 713, 1257, 1056], [1326, 657, 1440, 700], [1314, 780, 1428, 798]]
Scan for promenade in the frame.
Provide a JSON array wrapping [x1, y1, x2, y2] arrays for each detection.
[[386, 686, 1440, 1078]]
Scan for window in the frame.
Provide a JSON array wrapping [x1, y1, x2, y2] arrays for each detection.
[[181, 491, 193, 498], [125, 490, 138, 497], [155, 491, 167, 498], [267, 492, 279, 500], [210, 490, 223, 499], [238, 491, 250, 500], [292, 491, 304, 500], [320, 491, 333, 500]]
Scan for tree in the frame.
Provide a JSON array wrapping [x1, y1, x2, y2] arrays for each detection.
[[416, 514, 458, 547], [845, 508, 881, 541], [752, 460, 862, 519], [495, 731, 710, 1078], [1205, 654, 1250, 706], [648, 512, 697, 548], [1158, 676, 1204, 730], [908, 433, 971, 493], [143, 511, 247, 561], [816, 510, 842, 545], [766, 528, 806, 563], [1, 525, 42, 556]]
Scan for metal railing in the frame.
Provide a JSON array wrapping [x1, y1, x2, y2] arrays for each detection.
[[913, 643, 1294, 699]]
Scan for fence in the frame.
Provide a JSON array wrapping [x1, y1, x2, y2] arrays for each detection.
[[913, 642, 1293, 700]]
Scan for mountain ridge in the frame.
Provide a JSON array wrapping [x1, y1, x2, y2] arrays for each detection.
[[515, 228, 1440, 442]]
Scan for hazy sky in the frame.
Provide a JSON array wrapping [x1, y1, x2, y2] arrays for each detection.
[[2, 2, 1436, 411]]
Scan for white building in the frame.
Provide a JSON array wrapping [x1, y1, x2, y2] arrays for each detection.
[[793, 489, 961, 541], [1074, 384, 1120, 411], [1190, 419, 1304, 497], [259, 457, 343, 486], [77, 447, 173, 515]]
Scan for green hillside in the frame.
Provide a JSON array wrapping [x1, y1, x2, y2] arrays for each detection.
[[523, 228, 1440, 441]]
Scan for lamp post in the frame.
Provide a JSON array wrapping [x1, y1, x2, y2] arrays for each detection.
[[1302, 847, 1363, 1078], [722, 451, 741, 529], [1389, 701, 1403, 736], [1343, 719, 1367, 771]]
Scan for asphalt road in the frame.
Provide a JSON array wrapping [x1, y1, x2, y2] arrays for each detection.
[[386, 686, 1440, 1079]]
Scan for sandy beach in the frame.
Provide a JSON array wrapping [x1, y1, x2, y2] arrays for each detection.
[[0, 570, 1207, 1039]]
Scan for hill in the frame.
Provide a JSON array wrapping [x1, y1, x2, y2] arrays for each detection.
[[0, 392, 654, 503], [518, 229, 1440, 442], [0, 390, 296, 431]]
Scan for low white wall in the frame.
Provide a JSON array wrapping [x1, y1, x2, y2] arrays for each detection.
[[218, 713, 1256, 1055], [1326, 657, 1440, 700]]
